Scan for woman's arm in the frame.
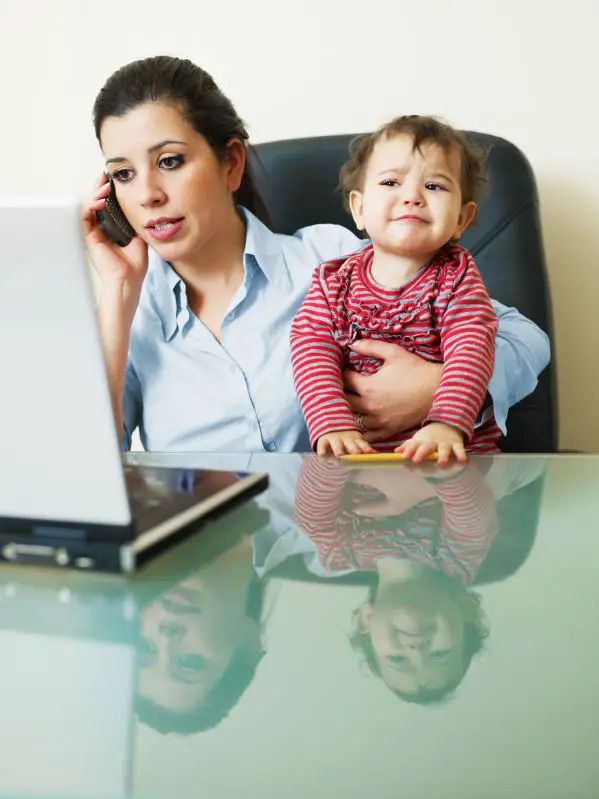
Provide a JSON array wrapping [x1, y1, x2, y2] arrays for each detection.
[[344, 303, 550, 441], [488, 300, 551, 433], [83, 175, 148, 437]]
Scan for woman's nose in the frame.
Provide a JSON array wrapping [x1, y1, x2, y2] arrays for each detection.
[[138, 172, 166, 207], [158, 619, 185, 638]]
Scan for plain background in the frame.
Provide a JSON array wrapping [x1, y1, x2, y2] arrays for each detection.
[[1, 0, 598, 451]]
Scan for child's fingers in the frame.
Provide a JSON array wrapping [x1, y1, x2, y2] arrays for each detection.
[[395, 439, 417, 458], [436, 442, 452, 466], [343, 436, 364, 455], [316, 438, 330, 456], [452, 442, 468, 463], [328, 437, 346, 457], [412, 441, 436, 464], [357, 437, 376, 454]]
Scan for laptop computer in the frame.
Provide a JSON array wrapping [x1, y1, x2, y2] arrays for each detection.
[[0, 498, 271, 796], [0, 198, 268, 572]]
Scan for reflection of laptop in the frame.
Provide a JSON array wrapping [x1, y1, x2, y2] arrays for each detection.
[[0, 570, 138, 797], [0, 199, 268, 572]]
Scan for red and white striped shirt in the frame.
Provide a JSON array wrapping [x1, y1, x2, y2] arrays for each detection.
[[290, 243, 500, 452], [292, 456, 499, 583]]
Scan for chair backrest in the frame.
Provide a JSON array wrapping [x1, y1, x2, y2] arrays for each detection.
[[252, 132, 557, 453]]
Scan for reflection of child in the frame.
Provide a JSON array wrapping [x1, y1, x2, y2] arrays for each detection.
[[293, 456, 497, 703], [290, 115, 500, 464], [293, 457, 499, 584]]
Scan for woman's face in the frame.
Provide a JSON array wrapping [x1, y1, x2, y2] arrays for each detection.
[[99, 101, 245, 264], [137, 543, 259, 712]]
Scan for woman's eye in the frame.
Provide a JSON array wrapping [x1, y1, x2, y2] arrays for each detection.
[[430, 649, 452, 661], [425, 182, 447, 192], [159, 154, 185, 170], [138, 636, 158, 667], [177, 653, 206, 673], [112, 168, 134, 183]]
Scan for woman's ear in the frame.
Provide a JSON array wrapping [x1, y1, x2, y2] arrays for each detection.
[[356, 602, 373, 633], [224, 139, 246, 193]]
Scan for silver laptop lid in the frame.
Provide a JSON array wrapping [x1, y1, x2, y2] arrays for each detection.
[[0, 198, 131, 526]]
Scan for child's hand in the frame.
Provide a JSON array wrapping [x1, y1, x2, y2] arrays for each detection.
[[316, 430, 376, 457], [395, 423, 467, 466]]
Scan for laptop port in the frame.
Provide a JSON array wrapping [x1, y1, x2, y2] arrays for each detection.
[[1, 543, 70, 567]]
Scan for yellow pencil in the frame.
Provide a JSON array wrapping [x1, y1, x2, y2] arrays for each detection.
[[339, 452, 438, 463]]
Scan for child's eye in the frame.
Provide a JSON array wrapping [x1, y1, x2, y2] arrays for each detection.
[[425, 182, 447, 192], [380, 179, 400, 187], [159, 154, 185, 170], [112, 168, 134, 183]]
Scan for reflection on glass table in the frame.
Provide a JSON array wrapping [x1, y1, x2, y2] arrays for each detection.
[[3, 453, 599, 799]]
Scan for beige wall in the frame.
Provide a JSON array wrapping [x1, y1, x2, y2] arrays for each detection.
[[1, 0, 598, 450]]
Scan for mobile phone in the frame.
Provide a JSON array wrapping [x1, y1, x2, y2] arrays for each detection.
[[96, 177, 136, 247]]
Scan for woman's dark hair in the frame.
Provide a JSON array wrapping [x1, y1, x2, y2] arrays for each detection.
[[136, 572, 265, 735], [92, 55, 271, 226]]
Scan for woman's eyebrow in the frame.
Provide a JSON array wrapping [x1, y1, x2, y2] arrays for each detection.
[[106, 140, 187, 165]]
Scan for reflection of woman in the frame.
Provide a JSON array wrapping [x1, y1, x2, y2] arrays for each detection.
[[84, 54, 549, 452], [291, 457, 500, 704], [135, 503, 269, 735]]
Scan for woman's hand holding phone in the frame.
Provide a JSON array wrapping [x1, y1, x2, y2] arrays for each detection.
[[82, 173, 148, 298], [83, 174, 149, 435]]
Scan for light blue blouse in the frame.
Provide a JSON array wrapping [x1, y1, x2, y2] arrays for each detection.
[[123, 208, 550, 452]]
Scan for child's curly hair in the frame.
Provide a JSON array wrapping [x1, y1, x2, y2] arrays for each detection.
[[340, 114, 488, 212]]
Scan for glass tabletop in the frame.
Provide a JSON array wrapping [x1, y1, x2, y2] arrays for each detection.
[[1, 453, 598, 799]]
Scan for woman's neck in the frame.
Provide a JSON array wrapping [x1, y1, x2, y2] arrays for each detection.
[[172, 204, 247, 292]]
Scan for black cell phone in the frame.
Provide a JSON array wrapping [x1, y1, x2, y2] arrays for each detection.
[[96, 177, 136, 247]]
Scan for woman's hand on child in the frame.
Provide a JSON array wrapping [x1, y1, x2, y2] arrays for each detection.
[[316, 430, 376, 457], [344, 339, 442, 440], [395, 422, 468, 466]]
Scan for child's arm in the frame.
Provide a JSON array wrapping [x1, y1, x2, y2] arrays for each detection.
[[398, 250, 498, 463], [430, 464, 499, 580], [290, 265, 373, 453]]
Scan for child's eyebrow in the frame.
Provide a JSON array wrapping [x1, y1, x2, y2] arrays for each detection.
[[426, 171, 458, 184], [376, 167, 409, 176]]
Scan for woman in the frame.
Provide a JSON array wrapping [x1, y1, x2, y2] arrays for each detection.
[[84, 56, 549, 452]]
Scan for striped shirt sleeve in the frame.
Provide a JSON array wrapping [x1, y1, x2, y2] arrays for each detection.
[[290, 264, 358, 447], [425, 251, 498, 439]]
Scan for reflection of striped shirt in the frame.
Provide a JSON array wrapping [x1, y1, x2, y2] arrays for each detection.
[[290, 243, 501, 451], [293, 457, 499, 583]]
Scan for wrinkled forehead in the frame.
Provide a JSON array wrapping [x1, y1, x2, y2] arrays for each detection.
[[368, 132, 462, 178]]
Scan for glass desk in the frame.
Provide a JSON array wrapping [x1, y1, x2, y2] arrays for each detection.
[[1, 454, 598, 798]]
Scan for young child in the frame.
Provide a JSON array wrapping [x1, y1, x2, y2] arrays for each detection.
[[290, 115, 500, 464]]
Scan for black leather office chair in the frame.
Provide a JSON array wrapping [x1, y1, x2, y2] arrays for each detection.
[[252, 132, 557, 453]]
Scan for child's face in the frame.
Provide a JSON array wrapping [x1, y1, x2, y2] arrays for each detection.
[[349, 133, 476, 261], [357, 580, 466, 694]]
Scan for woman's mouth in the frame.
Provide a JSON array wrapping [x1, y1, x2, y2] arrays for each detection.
[[145, 217, 184, 242]]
